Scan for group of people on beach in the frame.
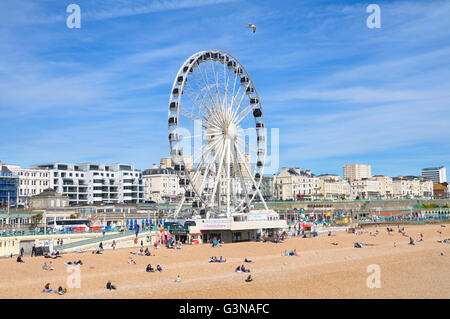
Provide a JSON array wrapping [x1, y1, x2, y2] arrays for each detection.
[[42, 283, 67, 295], [146, 264, 163, 272], [209, 256, 226, 263], [235, 264, 250, 273], [130, 247, 152, 256]]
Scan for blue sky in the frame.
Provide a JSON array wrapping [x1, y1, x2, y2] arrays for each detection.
[[0, 0, 449, 179]]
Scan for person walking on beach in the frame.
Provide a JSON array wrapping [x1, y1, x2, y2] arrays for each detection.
[[31, 244, 36, 257], [112, 240, 116, 250], [20, 247, 24, 257]]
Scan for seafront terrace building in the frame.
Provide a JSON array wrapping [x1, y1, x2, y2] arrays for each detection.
[[31, 163, 144, 206], [2, 164, 50, 206], [274, 167, 321, 201]]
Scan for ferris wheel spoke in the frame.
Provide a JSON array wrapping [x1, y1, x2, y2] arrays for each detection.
[[179, 107, 203, 122], [197, 62, 218, 112], [209, 139, 227, 208], [232, 142, 254, 211], [184, 83, 210, 119], [210, 59, 223, 110], [231, 83, 251, 122], [234, 104, 253, 125], [190, 72, 213, 115], [235, 146, 268, 210]]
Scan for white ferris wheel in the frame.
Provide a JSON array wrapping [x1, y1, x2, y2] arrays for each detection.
[[168, 50, 269, 219]]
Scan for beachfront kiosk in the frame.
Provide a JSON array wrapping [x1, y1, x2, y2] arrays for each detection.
[[188, 210, 287, 244]]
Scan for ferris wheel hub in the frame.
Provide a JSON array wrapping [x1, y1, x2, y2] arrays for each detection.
[[224, 122, 239, 140]]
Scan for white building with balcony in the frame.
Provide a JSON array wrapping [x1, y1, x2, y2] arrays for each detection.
[[31, 163, 144, 206]]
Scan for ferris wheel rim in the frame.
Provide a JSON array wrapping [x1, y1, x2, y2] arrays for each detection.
[[167, 49, 267, 217]]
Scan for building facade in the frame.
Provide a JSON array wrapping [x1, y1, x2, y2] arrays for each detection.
[[31, 163, 144, 205], [142, 167, 183, 203], [343, 164, 371, 181], [3, 164, 50, 205], [274, 167, 320, 201], [422, 166, 447, 185], [0, 165, 18, 206]]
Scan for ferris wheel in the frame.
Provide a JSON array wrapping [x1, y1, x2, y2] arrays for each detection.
[[168, 50, 269, 219]]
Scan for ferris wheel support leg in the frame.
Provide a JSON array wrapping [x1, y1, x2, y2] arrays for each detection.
[[236, 147, 269, 211], [174, 196, 186, 219]]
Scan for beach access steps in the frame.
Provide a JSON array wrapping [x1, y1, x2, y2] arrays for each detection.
[[58, 230, 136, 251]]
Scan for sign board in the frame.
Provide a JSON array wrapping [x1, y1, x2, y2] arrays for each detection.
[[198, 219, 231, 230], [247, 214, 268, 221]]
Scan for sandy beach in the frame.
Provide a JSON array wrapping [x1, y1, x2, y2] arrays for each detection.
[[0, 224, 449, 299]]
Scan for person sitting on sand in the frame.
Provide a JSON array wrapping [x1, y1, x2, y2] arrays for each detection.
[[48, 261, 54, 270], [218, 256, 226, 263], [16, 255, 24, 263], [146, 264, 154, 272], [128, 257, 136, 265], [156, 264, 163, 272], [240, 265, 250, 273], [43, 283, 54, 293], [409, 236, 415, 245], [235, 265, 241, 272], [57, 286, 67, 295], [245, 275, 253, 282], [106, 281, 116, 290], [244, 258, 253, 263], [42, 262, 48, 270], [175, 275, 181, 282]]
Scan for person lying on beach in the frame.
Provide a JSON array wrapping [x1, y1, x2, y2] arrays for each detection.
[[64, 260, 83, 266], [128, 257, 136, 264], [130, 251, 143, 256], [244, 258, 253, 263], [16, 256, 24, 263], [331, 242, 338, 246], [354, 243, 363, 248], [209, 256, 217, 263], [156, 264, 163, 272], [245, 275, 253, 282], [106, 281, 116, 290], [146, 264, 154, 272]]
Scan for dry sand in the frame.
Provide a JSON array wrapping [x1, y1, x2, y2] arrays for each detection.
[[0, 224, 449, 299]]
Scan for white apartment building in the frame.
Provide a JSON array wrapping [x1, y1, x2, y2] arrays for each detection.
[[2, 164, 51, 205], [317, 174, 350, 200], [421, 166, 447, 185], [370, 175, 394, 199], [32, 163, 144, 205], [343, 164, 371, 181], [142, 167, 183, 203], [274, 167, 320, 201], [350, 178, 382, 199], [392, 176, 433, 199]]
